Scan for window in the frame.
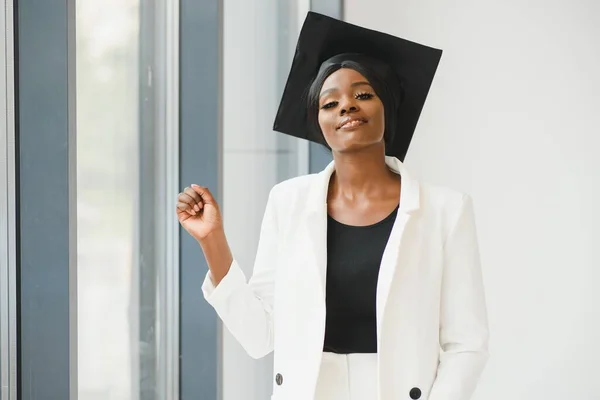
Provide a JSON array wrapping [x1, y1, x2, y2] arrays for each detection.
[[76, 0, 178, 398]]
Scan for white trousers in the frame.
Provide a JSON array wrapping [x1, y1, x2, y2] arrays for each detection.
[[314, 352, 378, 400]]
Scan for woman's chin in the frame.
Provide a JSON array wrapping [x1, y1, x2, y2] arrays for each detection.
[[340, 131, 381, 146]]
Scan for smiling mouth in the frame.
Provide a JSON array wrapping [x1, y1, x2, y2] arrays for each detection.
[[338, 118, 367, 130]]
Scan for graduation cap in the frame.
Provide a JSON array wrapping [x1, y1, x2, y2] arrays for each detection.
[[272, 12, 443, 161]]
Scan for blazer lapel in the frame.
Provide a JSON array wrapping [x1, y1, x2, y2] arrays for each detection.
[[303, 161, 336, 300], [376, 157, 421, 341]]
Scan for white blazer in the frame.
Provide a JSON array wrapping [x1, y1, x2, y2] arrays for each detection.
[[202, 156, 489, 400]]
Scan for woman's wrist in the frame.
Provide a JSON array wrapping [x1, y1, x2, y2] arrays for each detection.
[[198, 226, 226, 247], [198, 228, 233, 285]]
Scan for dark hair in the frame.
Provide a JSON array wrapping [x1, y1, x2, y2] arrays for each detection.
[[305, 57, 403, 151]]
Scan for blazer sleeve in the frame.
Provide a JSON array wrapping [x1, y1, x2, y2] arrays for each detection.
[[200, 187, 279, 359], [428, 194, 490, 400]]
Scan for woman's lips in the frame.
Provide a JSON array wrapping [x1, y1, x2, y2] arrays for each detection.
[[338, 117, 367, 130]]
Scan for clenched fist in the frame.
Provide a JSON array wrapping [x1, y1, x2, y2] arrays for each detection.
[[176, 185, 223, 242]]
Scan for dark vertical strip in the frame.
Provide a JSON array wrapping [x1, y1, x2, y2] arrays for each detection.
[[16, 0, 77, 398], [179, 0, 222, 399], [275, 0, 298, 183], [309, 142, 333, 174], [308, 0, 343, 173], [138, 0, 157, 398]]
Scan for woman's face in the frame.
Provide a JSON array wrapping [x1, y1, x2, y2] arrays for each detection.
[[317, 68, 386, 153]]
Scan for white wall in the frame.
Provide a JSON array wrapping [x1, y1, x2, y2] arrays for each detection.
[[345, 0, 600, 398]]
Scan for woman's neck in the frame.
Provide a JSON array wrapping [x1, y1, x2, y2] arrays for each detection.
[[328, 146, 398, 203]]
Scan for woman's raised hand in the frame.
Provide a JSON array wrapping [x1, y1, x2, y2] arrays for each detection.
[[176, 185, 223, 242]]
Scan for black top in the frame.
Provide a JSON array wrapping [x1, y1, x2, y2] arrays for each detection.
[[323, 206, 398, 354]]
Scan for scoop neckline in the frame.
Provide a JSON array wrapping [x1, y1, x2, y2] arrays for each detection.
[[327, 204, 399, 229]]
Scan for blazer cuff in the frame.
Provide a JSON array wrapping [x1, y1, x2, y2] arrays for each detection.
[[201, 259, 247, 305]]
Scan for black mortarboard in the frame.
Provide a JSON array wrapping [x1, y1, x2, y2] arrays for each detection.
[[272, 12, 443, 161]]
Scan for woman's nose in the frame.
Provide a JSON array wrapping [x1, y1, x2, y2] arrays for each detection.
[[339, 93, 360, 114], [340, 102, 359, 115]]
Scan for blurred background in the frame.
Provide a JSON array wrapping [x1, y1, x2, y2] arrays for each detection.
[[77, 1, 141, 398], [1, 0, 599, 400]]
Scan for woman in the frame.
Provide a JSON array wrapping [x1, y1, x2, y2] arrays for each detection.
[[176, 12, 489, 400]]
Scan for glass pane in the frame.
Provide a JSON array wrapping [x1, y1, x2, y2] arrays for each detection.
[[76, 0, 169, 399]]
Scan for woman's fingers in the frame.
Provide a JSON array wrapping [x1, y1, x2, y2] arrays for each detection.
[[184, 186, 203, 212], [177, 185, 216, 218], [176, 202, 194, 217], [179, 191, 199, 209], [177, 191, 198, 215], [191, 185, 216, 207]]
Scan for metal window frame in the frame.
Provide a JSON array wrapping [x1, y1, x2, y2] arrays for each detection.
[[136, 0, 180, 398], [296, 0, 311, 176], [178, 0, 222, 398], [135, 0, 181, 398], [14, 0, 78, 398], [4, 1, 183, 399], [161, 0, 180, 397], [0, 0, 17, 399]]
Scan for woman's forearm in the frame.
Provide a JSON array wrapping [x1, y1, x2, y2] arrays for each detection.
[[199, 228, 234, 286]]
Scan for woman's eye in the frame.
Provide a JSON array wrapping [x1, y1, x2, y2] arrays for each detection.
[[356, 92, 374, 100], [321, 101, 338, 110]]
